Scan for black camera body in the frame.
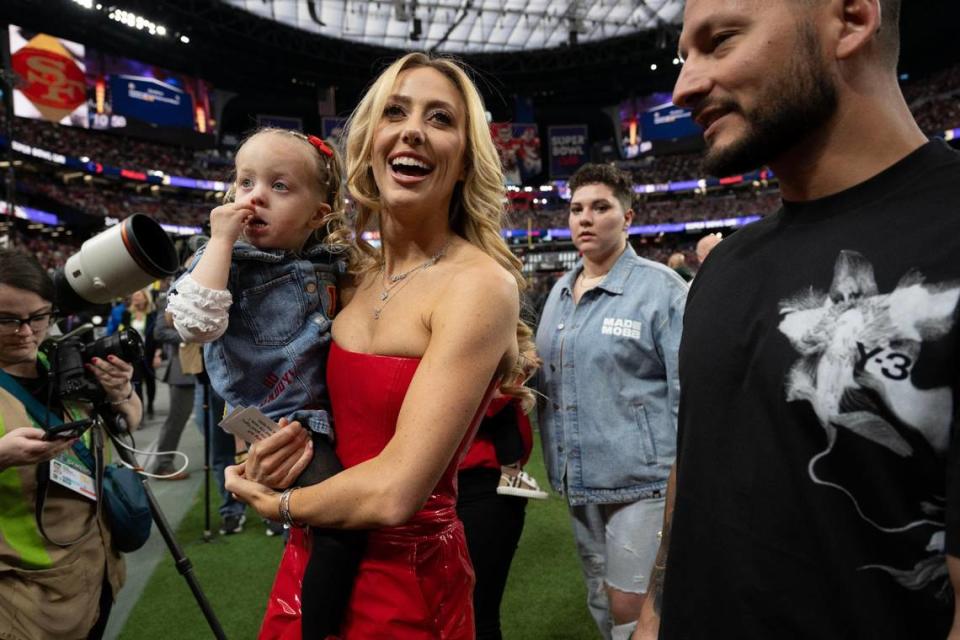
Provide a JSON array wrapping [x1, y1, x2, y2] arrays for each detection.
[[44, 329, 144, 403]]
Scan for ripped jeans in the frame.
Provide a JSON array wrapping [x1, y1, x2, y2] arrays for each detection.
[[569, 497, 665, 639]]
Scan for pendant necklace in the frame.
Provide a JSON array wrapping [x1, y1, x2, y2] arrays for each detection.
[[373, 240, 451, 320]]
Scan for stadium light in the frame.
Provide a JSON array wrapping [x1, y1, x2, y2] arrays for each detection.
[[180, 35, 190, 44], [650, 64, 658, 71], [107, 8, 168, 37], [71, 0, 94, 9]]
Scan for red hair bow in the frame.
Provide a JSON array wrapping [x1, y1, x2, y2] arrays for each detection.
[[306, 134, 334, 157]]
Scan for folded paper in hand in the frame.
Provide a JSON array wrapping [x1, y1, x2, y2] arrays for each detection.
[[219, 406, 280, 444]]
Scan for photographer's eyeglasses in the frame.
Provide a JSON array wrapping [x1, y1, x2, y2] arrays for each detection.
[[0, 312, 55, 335]]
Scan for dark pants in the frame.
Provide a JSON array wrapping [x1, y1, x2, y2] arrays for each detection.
[[457, 467, 528, 640], [86, 578, 112, 640], [134, 357, 157, 414], [484, 403, 525, 466], [298, 434, 366, 638], [153, 383, 194, 472], [194, 384, 245, 518]]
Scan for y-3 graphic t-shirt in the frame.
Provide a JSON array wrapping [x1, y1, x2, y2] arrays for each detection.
[[662, 140, 960, 638]]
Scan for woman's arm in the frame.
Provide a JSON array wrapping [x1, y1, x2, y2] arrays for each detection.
[[226, 268, 519, 529]]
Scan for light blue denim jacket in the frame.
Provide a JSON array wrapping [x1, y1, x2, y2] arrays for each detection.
[[178, 241, 344, 438], [535, 245, 687, 505]]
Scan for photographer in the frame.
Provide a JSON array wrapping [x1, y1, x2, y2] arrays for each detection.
[[0, 249, 141, 639]]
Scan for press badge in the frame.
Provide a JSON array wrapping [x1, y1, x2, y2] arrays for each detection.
[[49, 454, 97, 501]]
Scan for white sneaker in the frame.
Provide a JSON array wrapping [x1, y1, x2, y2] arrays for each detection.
[[497, 467, 548, 500]]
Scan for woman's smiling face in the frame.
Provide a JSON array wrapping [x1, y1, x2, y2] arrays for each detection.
[[371, 66, 468, 215]]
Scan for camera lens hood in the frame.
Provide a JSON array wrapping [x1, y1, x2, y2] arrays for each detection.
[[55, 214, 179, 313]]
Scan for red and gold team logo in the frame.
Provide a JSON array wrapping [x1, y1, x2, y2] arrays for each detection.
[[11, 33, 86, 123]]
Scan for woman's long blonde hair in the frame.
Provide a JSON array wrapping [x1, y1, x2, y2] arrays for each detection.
[[344, 52, 537, 409]]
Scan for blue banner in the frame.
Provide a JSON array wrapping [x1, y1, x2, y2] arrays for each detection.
[[548, 125, 588, 180], [109, 75, 193, 129]]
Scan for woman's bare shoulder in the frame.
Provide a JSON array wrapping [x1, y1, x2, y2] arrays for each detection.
[[429, 243, 518, 338], [446, 241, 517, 294]]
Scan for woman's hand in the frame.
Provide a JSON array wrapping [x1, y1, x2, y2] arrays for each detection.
[[224, 463, 281, 520], [87, 355, 134, 403], [245, 418, 313, 489], [0, 427, 76, 472], [87, 355, 143, 430]]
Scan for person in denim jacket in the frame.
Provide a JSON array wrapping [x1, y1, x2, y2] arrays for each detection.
[[536, 164, 687, 640], [167, 128, 361, 637]]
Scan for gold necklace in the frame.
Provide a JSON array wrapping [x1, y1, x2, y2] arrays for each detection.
[[373, 240, 451, 320]]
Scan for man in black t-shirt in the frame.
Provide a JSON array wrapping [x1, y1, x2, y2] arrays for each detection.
[[634, 1, 960, 639]]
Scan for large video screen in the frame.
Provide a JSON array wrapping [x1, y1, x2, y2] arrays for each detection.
[[490, 122, 543, 186], [10, 27, 88, 127], [620, 92, 700, 158], [9, 25, 215, 143]]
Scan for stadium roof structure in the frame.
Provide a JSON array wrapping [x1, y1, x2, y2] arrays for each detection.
[[2, 0, 958, 111], [220, 0, 684, 53]]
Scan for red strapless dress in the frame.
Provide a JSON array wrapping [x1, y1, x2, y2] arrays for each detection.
[[258, 341, 494, 640]]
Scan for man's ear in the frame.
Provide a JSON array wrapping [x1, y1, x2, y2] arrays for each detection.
[[834, 0, 882, 61], [623, 208, 635, 230]]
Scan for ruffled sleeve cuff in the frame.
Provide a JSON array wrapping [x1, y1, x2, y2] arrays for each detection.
[[168, 274, 233, 343]]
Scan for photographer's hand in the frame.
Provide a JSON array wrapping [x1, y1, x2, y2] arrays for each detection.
[[0, 427, 75, 472], [87, 355, 143, 430]]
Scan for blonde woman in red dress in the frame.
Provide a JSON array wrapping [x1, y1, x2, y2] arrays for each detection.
[[226, 52, 536, 639]]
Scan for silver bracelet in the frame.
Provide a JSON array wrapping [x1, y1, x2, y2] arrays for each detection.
[[109, 388, 134, 406], [278, 487, 305, 528]]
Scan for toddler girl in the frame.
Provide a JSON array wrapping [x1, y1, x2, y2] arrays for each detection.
[[167, 127, 361, 637]]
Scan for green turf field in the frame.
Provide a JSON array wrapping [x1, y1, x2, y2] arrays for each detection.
[[120, 433, 597, 639]]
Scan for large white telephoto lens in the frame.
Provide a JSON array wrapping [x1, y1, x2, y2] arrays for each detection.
[[56, 214, 179, 313]]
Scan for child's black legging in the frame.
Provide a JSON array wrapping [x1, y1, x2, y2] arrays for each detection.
[[296, 434, 366, 638]]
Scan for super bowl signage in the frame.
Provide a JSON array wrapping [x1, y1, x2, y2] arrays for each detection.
[[9, 26, 88, 127], [548, 125, 589, 180]]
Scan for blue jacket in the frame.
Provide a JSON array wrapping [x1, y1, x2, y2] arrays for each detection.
[[181, 241, 344, 438], [535, 245, 687, 505]]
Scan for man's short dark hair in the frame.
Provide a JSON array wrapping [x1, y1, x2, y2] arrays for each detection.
[[0, 249, 55, 304], [877, 0, 901, 64], [568, 164, 634, 212], [795, 0, 900, 66]]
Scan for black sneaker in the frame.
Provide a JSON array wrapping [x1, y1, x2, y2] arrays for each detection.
[[219, 513, 246, 535]]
